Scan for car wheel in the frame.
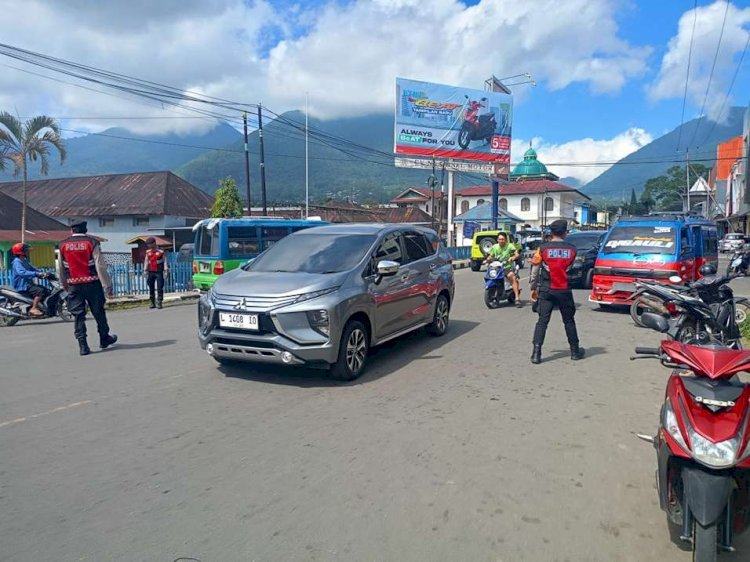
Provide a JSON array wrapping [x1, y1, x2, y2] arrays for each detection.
[[478, 237, 495, 255], [330, 320, 369, 381], [470, 260, 481, 272], [583, 268, 594, 290], [427, 294, 450, 336]]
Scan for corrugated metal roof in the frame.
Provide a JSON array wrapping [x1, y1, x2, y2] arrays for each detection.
[[0, 190, 69, 241], [380, 206, 434, 224], [0, 171, 213, 218], [453, 202, 523, 223]]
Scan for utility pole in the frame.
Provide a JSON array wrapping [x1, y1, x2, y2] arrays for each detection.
[[243, 112, 251, 216], [429, 157, 437, 233], [686, 149, 690, 213], [305, 92, 309, 219], [257, 104, 268, 215]]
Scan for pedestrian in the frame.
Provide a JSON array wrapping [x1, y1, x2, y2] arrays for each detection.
[[58, 221, 118, 356], [143, 237, 169, 309], [529, 219, 585, 364]]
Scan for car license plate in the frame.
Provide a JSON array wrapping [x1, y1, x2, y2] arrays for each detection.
[[219, 313, 259, 330], [199, 262, 211, 273], [613, 282, 636, 293]]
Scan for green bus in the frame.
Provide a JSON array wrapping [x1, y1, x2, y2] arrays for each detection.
[[192, 217, 328, 290]]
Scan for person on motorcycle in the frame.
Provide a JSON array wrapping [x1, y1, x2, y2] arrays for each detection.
[[484, 233, 522, 307], [10, 242, 50, 317]]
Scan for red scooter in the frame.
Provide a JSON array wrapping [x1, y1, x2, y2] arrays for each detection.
[[457, 95, 496, 149], [634, 311, 750, 561]]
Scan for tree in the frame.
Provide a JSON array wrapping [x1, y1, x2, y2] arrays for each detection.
[[640, 164, 710, 212], [211, 177, 244, 218], [0, 112, 66, 242]]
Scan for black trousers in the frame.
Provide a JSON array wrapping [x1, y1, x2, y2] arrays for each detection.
[[147, 271, 165, 303], [532, 291, 580, 347], [67, 281, 110, 343]]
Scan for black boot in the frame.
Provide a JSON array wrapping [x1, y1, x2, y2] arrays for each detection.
[[100, 334, 118, 349], [149, 300, 156, 309], [570, 345, 586, 360], [530, 345, 542, 364], [78, 339, 91, 356], [156, 300, 163, 309]]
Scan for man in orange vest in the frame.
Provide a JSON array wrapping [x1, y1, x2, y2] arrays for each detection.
[[58, 220, 117, 356], [143, 237, 169, 309]]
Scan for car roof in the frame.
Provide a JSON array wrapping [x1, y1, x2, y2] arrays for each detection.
[[296, 223, 436, 236]]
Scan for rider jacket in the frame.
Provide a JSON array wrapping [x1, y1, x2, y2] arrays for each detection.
[[529, 240, 577, 294], [144, 248, 168, 274], [11, 256, 41, 292], [58, 234, 112, 288]]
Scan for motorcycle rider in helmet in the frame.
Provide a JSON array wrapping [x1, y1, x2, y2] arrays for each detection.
[[10, 242, 50, 317], [699, 263, 717, 277]]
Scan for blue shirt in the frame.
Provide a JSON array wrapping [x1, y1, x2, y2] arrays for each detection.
[[11, 257, 40, 292]]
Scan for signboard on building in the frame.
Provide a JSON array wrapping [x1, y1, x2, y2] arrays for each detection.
[[394, 78, 512, 164], [394, 157, 509, 176]]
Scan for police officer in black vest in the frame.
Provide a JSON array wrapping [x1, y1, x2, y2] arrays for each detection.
[[529, 219, 585, 364]]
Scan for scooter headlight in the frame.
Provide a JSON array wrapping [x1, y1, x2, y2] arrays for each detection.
[[688, 429, 740, 468], [662, 399, 689, 452], [488, 268, 498, 279]]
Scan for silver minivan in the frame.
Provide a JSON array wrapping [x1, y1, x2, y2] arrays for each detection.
[[198, 224, 455, 380]]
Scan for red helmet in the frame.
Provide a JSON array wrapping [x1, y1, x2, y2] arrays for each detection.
[[11, 242, 30, 256]]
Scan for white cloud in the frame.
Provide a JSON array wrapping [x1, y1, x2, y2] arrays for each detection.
[[513, 128, 653, 185], [0, 0, 649, 135], [648, 1, 750, 122]]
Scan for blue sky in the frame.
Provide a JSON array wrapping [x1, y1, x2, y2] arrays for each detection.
[[0, 0, 748, 184]]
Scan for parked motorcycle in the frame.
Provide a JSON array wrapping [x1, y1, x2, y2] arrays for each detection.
[[483, 261, 516, 308], [633, 312, 750, 561], [727, 248, 750, 276], [457, 96, 497, 150], [0, 274, 73, 327], [629, 275, 748, 348]]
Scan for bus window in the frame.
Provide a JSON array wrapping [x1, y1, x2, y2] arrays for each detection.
[[261, 227, 291, 251], [702, 227, 717, 254], [227, 226, 259, 257], [197, 225, 220, 257], [680, 228, 690, 254]]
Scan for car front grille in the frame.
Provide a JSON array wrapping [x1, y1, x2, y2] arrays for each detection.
[[214, 293, 299, 312]]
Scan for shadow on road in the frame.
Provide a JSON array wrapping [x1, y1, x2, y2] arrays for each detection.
[[111, 339, 177, 350], [539, 345, 607, 363], [219, 319, 480, 388]]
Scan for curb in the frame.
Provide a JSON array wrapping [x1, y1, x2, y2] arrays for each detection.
[[106, 291, 200, 311], [452, 259, 471, 270]]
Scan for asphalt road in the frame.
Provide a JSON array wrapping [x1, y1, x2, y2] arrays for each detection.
[[3, 265, 750, 562]]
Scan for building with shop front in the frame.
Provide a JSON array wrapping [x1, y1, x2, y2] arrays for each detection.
[[723, 107, 750, 233]]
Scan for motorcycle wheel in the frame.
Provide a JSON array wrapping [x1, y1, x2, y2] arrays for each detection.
[[676, 321, 698, 344], [630, 295, 663, 328], [458, 127, 471, 149], [0, 304, 20, 327], [58, 300, 74, 322], [692, 522, 717, 562], [484, 288, 500, 309], [507, 292, 516, 304]]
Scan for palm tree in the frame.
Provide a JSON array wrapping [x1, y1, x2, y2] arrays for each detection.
[[0, 112, 66, 242]]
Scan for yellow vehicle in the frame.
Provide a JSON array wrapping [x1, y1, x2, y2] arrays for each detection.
[[469, 230, 514, 271]]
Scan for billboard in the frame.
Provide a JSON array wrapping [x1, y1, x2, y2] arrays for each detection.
[[394, 77, 512, 163]]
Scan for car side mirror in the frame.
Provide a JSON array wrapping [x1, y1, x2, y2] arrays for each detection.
[[377, 260, 399, 277], [641, 312, 670, 333]]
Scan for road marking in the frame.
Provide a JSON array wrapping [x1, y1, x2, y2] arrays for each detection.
[[0, 400, 92, 429]]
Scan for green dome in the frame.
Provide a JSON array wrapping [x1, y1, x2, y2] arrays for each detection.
[[510, 145, 554, 179]]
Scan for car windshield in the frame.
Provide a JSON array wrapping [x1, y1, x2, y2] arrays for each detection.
[[567, 234, 602, 250], [246, 232, 377, 274], [602, 225, 677, 255]]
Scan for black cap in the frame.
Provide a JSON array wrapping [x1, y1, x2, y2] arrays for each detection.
[[549, 219, 568, 234], [145, 236, 156, 244], [70, 220, 87, 229]]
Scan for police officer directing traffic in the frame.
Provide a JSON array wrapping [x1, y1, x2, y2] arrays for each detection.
[[58, 220, 118, 356], [529, 219, 585, 364], [143, 236, 169, 309]]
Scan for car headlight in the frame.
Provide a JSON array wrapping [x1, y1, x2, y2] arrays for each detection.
[[306, 309, 330, 336], [293, 287, 339, 305], [688, 428, 740, 468], [198, 291, 214, 332]]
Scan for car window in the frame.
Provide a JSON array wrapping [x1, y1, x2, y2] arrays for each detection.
[[197, 225, 219, 257], [227, 226, 259, 257], [248, 233, 376, 274], [402, 232, 433, 263], [374, 234, 403, 264]]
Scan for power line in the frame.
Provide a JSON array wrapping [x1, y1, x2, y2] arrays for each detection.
[[676, 0, 699, 152], [688, 0, 730, 149]]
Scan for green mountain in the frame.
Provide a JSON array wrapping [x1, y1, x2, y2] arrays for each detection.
[[0, 122, 242, 181], [582, 107, 746, 200], [176, 111, 427, 204]]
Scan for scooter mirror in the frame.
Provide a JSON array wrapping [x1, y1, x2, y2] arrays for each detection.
[[641, 312, 670, 333], [668, 275, 683, 284]]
